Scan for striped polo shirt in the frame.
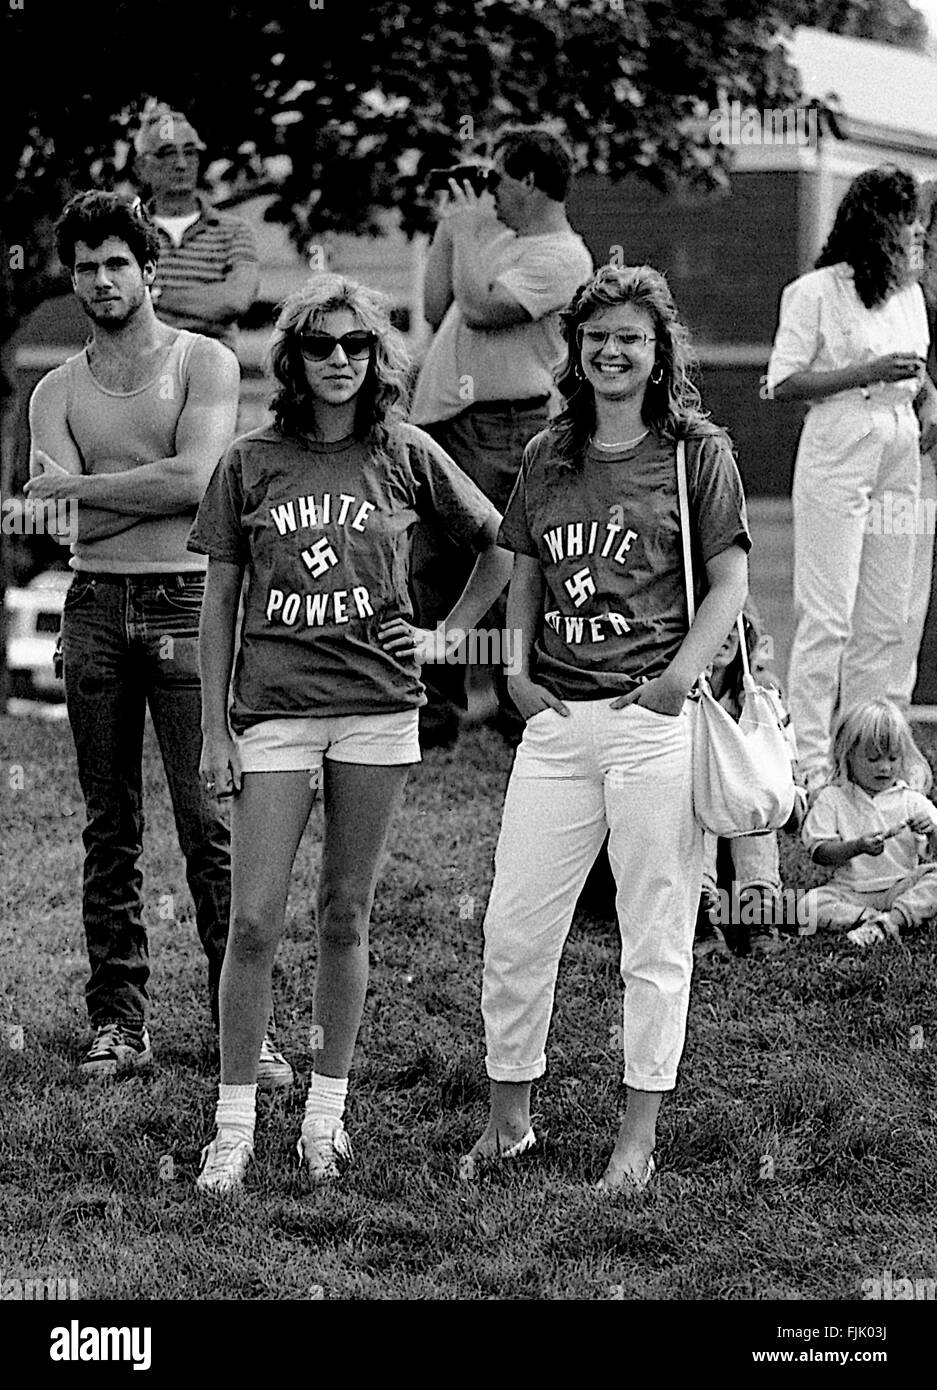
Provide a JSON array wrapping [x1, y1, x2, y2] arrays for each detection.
[[151, 194, 258, 350]]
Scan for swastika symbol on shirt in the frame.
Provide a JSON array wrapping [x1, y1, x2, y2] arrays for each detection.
[[564, 566, 596, 608], [301, 536, 339, 579]]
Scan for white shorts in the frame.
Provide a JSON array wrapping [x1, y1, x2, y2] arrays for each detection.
[[235, 710, 421, 780]]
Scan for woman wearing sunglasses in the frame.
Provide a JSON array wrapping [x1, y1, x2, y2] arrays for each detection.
[[188, 274, 511, 1194], [460, 264, 749, 1191]]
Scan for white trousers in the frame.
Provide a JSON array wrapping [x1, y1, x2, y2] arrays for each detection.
[[480, 699, 701, 1092], [895, 450, 937, 709], [789, 402, 921, 784], [800, 864, 937, 933]]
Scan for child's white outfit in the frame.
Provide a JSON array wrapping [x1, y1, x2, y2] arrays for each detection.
[[800, 780, 937, 933]]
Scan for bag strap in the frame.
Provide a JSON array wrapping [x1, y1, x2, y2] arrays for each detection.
[[676, 439, 696, 626], [676, 438, 748, 683], [736, 614, 752, 682]]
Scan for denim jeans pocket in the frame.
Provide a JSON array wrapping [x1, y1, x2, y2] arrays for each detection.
[[63, 576, 96, 611], [156, 577, 205, 614]]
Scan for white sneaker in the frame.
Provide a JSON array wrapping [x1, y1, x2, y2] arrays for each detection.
[[296, 1118, 353, 1184], [256, 1033, 293, 1090], [847, 914, 899, 947], [196, 1131, 253, 1196], [847, 918, 886, 947]]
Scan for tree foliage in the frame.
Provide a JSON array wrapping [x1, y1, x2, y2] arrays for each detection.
[[1, 0, 928, 344]]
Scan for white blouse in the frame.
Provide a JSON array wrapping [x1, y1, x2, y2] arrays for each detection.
[[766, 264, 929, 407]]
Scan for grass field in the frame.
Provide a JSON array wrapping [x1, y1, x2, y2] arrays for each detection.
[[1, 710, 936, 1302]]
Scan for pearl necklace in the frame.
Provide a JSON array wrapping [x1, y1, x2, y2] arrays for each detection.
[[592, 429, 649, 451]]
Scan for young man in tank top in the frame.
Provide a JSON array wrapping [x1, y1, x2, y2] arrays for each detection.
[[24, 192, 291, 1085]]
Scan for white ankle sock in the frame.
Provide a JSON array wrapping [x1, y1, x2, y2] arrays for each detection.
[[303, 1072, 348, 1129], [215, 1083, 257, 1145]]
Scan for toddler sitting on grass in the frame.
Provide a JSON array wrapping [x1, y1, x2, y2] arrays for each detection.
[[799, 701, 937, 946]]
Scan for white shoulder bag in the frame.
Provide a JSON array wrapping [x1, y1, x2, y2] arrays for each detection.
[[676, 439, 796, 837]]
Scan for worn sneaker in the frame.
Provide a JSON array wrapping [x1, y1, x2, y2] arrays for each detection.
[[256, 1033, 293, 1090], [296, 1117, 353, 1184], [693, 895, 728, 958], [79, 1022, 151, 1078], [196, 1131, 253, 1197]]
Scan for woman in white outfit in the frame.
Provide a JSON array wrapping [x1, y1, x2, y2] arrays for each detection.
[[766, 166, 936, 793], [898, 180, 937, 705]]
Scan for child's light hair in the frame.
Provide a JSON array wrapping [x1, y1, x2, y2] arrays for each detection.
[[831, 700, 932, 793]]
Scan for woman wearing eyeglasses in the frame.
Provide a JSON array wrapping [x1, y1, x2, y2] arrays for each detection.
[[460, 264, 750, 1191], [188, 275, 511, 1195]]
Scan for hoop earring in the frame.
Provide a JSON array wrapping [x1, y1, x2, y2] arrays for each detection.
[[650, 364, 663, 385]]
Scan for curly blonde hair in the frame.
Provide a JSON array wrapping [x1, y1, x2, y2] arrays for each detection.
[[267, 274, 411, 459]]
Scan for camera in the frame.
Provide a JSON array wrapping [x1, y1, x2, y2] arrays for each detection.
[[423, 163, 500, 196]]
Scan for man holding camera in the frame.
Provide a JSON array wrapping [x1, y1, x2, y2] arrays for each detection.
[[410, 127, 592, 746]]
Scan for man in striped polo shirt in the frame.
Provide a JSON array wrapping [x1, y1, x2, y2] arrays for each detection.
[[134, 104, 259, 354]]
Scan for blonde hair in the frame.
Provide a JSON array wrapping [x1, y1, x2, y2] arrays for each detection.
[[831, 700, 932, 793], [266, 274, 411, 455]]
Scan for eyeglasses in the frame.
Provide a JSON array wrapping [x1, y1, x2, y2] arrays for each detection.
[[577, 327, 656, 351], [149, 146, 201, 161], [298, 331, 376, 361]]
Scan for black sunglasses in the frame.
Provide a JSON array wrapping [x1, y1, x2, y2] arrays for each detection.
[[298, 331, 375, 361]]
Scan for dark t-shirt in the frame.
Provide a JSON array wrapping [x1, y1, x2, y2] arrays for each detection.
[[188, 422, 497, 729], [498, 427, 751, 701]]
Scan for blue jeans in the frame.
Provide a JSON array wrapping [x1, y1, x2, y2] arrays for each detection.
[[410, 403, 548, 732], [61, 573, 230, 1028]]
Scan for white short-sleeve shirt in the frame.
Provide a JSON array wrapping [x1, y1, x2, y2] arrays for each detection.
[[765, 264, 929, 405], [802, 780, 937, 891], [411, 225, 593, 427]]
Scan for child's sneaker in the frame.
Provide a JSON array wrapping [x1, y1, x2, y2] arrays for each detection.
[[296, 1118, 353, 1184], [693, 895, 728, 957], [79, 1022, 151, 1078], [196, 1132, 253, 1196], [732, 888, 785, 956], [750, 922, 785, 955], [847, 913, 899, 947], [256, 1034, 293, 1090]]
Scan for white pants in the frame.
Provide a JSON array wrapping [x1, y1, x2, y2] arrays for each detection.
[[789, 401, 920, 784], [800, 865, 937, 933], [894, 450, 937, 710], [480, 699, 702, 1092]]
